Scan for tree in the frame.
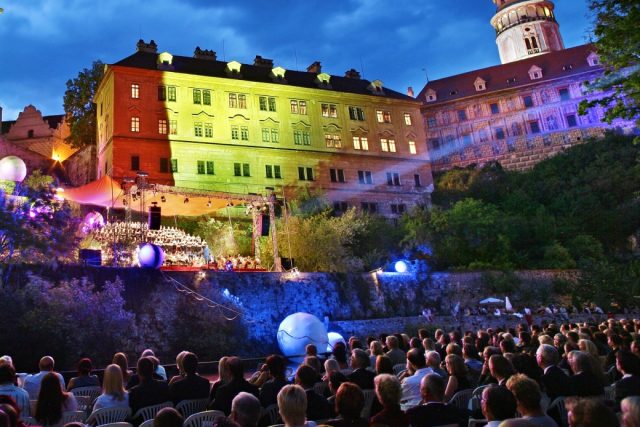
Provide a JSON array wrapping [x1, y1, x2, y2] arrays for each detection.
[[63, 61, 104, 148], [579, 1, 640, 130]]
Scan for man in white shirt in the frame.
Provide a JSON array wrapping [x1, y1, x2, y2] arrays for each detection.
[[22, 356, 65, 399], [400, 348, 434, 409], [0, 363, 31, 416]]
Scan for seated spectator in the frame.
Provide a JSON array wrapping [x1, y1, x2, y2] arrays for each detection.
[[536, 344, 569, 401], [506, 374, 558, 427], [566, 397, 618, 427], [463, 344, 483, 373], [0, 364, 30, 416], [306, 344, 318, 359], [141, 350, 167, 381], [622, 396, 640, 427], [153, 407, 183, 427], [257, 355, 289, 408], [406, 373, 468, 427], [385, 336, 406, 367], [34, 372, 78, 427], [67, 358, 100, 391], [369, 341, 384, 368], [511, 353, 542, 386], [229, 392, 260, 427], [209, 357, 258, 416], [113, 353, 133, 386], [347, 349, 375, 390], [0, 395, 26, 427], [331, 343, 349, 370], [323, 359, 340, 381], [210, 357, 231, 402], [326, 382, 367, 427], [23, 357, 65, 399], [294, 365, 330, 421], [426, 351, 447, 379], [375, 356, 394, 376], [489, 354, 515, 387], [168, 352, 210, 405], [128, 357, 170, 419], [481, 385, 517, 427], [93, 364, 129, 411], [303, 357, 323, 382], [326, 372, 348, 417], [400, 349, 433, 409], [277, 385, 314, 427], [566, 351, 604, 397], [370, 374, 409, 427], [168, 351, 189, 386], [616, 350, 640, 404], [443, 354, 471, 402]]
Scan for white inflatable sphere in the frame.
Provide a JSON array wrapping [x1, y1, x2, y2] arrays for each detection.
[[0, 156, 27, 182], [138, 243, 165, 269], [327, 331, 346, 353], [277, 312, 328, 363]]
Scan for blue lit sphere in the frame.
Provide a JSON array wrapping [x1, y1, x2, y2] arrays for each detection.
[[0, 156, 27, 182], [395, 260, 408, 273], [326, 331, 346, 353], [277, 312, 328, 363], [138, 243, 164, 269]]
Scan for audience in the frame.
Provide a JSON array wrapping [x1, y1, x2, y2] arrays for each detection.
[[67, 358, 100, 391], [375, 356, 393, 376], [112, 352, 133, 386], [255, 355, 289, 408], [23, 357, 65, 399], [93, 364, 129, 411], [370, 374, 408, 427], [566, 397, 618, 427], [535, 344, 569, 400], [400, 349, 433, 409], [443, 354, 471, 401], [622, 396, 640, 427], [566, 351, 604, 397], [34, 372, 78, 427], [407, 373, 468, 427], [168, 352, 210, 405], [616, 350, 640, 404], [385, 336, 406, 367]]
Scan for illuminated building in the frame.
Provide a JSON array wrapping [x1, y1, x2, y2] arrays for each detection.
[[95, 41, 432, 216], [419, 0, 637, 172]]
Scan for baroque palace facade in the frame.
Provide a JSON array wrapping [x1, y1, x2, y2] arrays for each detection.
[[95, 41, 432, 217], [419, 0, 636, 172]]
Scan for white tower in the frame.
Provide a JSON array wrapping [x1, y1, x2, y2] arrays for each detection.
[[491, 0, 564, 64]]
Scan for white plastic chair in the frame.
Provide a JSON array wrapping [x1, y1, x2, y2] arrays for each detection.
[[183, 410, 226, 427], [97, 423, 133, 427], [175, 398, 209, 418], [63, 410, 87, 423], [86, 407, 132, 426], [361, 389, 376, 419], [132, 402, 174, 422], [261, 404, 280, 427], [449, 388, 473, 410], [468, 385, 489, 411], [72, 386, 103, 404], [139, 419, 154, 427]]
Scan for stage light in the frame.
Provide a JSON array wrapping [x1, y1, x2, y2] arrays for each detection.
[[161, 195, 166, 203], [394, 260, 408, 273]]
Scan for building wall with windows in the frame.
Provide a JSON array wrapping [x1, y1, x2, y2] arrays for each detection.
[[95, 41, 432, 216]]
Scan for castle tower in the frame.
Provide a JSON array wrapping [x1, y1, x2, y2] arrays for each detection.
[[491, 0, 564, 64]]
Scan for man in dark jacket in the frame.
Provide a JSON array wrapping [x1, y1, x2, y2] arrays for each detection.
[[209, 357, 259, 415], [129, 357, 170, 419], [295, 364, 330, 421], [536, 344, 569, 400], [347, 349, 375, 390], [169, 352, 211, 405], [407, 374, 469, 427]]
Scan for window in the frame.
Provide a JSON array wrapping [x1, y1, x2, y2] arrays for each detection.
[[381, 139, 396, 152], [265, 165, 282, 179], [376, 110, 391, 123], [559, 88, 570, 101], [234, 163, 250, 177], [390, 204, 407, 215], [262, 128, 280, 143], [381, 139, 389, 152], [386, 172, 401, 186], [330, 168, 346, 183], [170, 158, 178, 173], [529, 121, 541, 134], [231, 126, 239, 140], [408, 140, 417, 154], [404, 113, 412, 125], [204, 123, 213, 138], [414, 174, 421, 187], [361, 202, 378, 213], [158, 85, 166, 101], [262, 128, 270, 143], [271, 129, 279, 143], [348, 106, 365, 121], [294, 130, 311, 145], [193, 89, 202, 105], [203, 90, 211, 106], [197, 160, 205, 174], [158, 119, 167, 135], [290, 100, 307, 114], [490, 103, 500, 114], [523, 95, 534, 108], [259, 96, 277, 112], [238, 94, 247, 109], [206, 161, 214, 175], [333, 202, 348, 213], [388, 139, 396, 152], [240, 126, 249, 141], [321, 103, 338, 118], [353, 136, 369, 150], [496, 127, 505, 140], [229, 93, 237, 108], [298, 167, 314, 181], [131, 117, 140, 132], [566, 114, 577, 127], [169, 120, 177, 135], [427, 116, 437, 128], [131, 84, 139, 99], [457, 109, 467, 122], [194, 122, 203, 137], [131, 155, 140, 171], [160, 158, 169, 173], [462, 134, 472, 146], [325, 134, 342, 148], [168, 86, 176, 102], [358, 170, 373, 184]]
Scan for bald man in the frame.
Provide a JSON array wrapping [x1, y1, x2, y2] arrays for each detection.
[[23, 356, 65, 398]]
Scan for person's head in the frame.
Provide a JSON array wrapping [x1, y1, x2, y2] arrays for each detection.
[[294, 364, 317, 389], [369, 340, 383, 356], [0, 364, 15, 385], [136, 357, 154, 380], [426, 351, 441, 369], [153, 407, 183, 427], [423, 338, 435, 352], [218, 356, 232, 382], [374, 374, 401, 408], [304, 356, 322, 374], [182, 352, 199, 376], [500, 339, 516, 354], [102, 364, 125, 398], [335, 382, 364, 420], [35, 372, 66, 425], [568, 397, 618, 427], [141, 348, 156, 358], [77, 358, 92, 376], [622, 396, 640, 427], [328, 371, 348, 395], [112, 352, 129, 374], [420, 373, 445, 403], [0, 356, 12, 368], [375, 355, 393, 375], [481, 385, 517, 422], [324, 358, 340, 376], [418, 329, 429, 340], [489, 354, 515, 381], [230, 392, 261, 427], [227, 356, 245, 381], [578, 339, 599, 358], [277, 385, 307, 427], [506, 374, 542, 416], [385, 335, 399, 350], [175, 351, 189, 375], [536, 344, 559, 368], [333, 342, 348, 364], [463, 344, 479, 361], [350, 349, 369, 370], [305, 344, 317, 357], [445, 354, 467, 377], [446, 343, 462, 357], [406, 348, 426, 370], [568, 351, 590, 374], [38, 356, 54, 372], [266, 355, 286, 380], [618, 350, 640, 376]]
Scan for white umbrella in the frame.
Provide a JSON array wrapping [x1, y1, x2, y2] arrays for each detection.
[[505, 296, 513, 311], [480, 297, 504, 304]]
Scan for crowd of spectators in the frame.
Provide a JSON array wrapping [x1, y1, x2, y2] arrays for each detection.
[[3, 318, 640, 426]]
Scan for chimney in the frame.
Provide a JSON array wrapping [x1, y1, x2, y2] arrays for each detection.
[[194, 47, 217, 61], [407, 86, 415, 97], [136, 39, 158, 53], [254, 55, 274, 68], [344, 69, 361, 79], [306, 61, 322, 74]]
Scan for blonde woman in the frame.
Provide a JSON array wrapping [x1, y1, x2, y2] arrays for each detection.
[[168, 351, 190, 385], [210, 356, 231, 400], [92, 364, 128, 411], [578, 339, 599, 359], [112, 352, 132, 386], [622, 396, 640, 427], [369, 341, 384, 367], [277, 384, 315, 427]]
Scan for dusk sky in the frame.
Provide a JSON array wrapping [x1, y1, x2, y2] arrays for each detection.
[[0, 0, 594, 121]]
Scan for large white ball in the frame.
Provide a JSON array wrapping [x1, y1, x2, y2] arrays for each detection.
[[138, 243, 164, 269], [277, 312, 328, 363], [0, 156, 27, 182], [327, 331, 346, 353]]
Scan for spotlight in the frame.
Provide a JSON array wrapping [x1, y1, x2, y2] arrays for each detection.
[[161, 195, 166, 203], [184, 197, 189, 204], [394, 260, 408, 273], [207, 199, 212, 207]]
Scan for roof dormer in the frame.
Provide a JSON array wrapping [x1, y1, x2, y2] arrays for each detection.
[[226, 60, 242, 77], [425, 88, 437, 102], [157, 52, 174, 70], [368, 79, 384, 95], [316, 72, 331, 88], [587, 52, 600, 67], [528, 65, 543, 80], [270, 66, 286, 82], [474, 77, 487, 92]]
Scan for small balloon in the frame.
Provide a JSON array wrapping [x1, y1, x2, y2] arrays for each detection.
[[138, 243, 164, 269]]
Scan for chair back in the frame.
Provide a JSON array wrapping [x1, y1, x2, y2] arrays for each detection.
[[262, 404, 280, 426], [393, 364, 406, 376], [20, 417, 36, 426], [449, 388, 473, 410], [547, 396, 568, 427], [139, 419, 154, 427], [183, 410, 226, 427], [63, 410, 87, 424], [97, 423, 133, 427], [132, 402, 174, 422], [469, 385, 489, 411], [86, 406, 132, 426], [175, 399, 209, 418], [72, 386, 103, 404], [360, 389, 376, 418], [75, 395, 92, 412]]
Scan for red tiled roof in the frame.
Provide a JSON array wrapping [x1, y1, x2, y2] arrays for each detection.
[[417, 44, 600, 106]]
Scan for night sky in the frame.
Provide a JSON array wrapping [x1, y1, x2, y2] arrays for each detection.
[[0, 0, 593, 121]]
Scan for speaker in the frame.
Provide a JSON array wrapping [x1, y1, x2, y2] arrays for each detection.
[[79, 249, 101, 266], [148, 205, 161, 230], [261, 214, 270, 236]]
